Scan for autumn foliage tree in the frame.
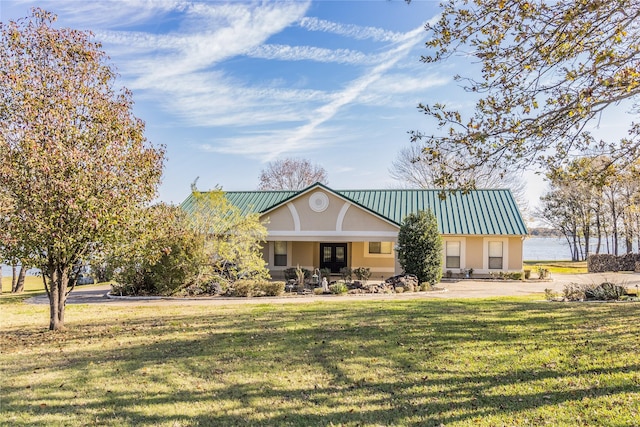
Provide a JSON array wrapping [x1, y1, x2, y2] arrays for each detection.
[[412, 0, 640, 190], [258, 158, 328, 190], [0, 10, 164, 330]]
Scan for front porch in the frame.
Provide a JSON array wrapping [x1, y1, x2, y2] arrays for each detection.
[[264, 240, 400, 282]]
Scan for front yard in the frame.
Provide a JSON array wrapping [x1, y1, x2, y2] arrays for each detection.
[[1, 296, 638, 426]]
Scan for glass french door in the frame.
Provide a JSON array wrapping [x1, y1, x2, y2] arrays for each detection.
[[319, 243, 347, 274]]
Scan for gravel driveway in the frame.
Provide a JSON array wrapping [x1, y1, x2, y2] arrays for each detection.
[[25, 272, 640, 306]]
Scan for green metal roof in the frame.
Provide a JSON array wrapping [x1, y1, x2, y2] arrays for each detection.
[[181, 184, 528, 236]]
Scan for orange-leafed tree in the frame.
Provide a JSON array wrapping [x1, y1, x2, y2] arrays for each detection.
[[0, 9, 164, 330]]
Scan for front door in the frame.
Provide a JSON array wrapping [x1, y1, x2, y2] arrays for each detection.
[[320, 243, 347, 274]]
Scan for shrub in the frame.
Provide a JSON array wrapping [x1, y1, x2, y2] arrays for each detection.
[[112, 222, 208, 296], [395, 286, 404, 293], [537, 267, 550, 279], [283, 268, 298, 281], [563, 283, 585, 301], [524, 269, 531, 280], [340, 267, 353, 282], [313, 287, 324, 295], [353, 267, 371, 283], [228, 279, 257, 297], [544, 288, 556, 301], [419, 282, 432, 291], [320, 268, 331, 280], [404, 281, 415, 292], [585, 282, 626, 301], [329, 282, 348, 294], [397, 210, 443, 285], [259, 281, 285, 296], [508, 272, 523, 280]]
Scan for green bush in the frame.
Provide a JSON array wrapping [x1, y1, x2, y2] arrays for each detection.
[[283, 268, 298, 281], [563, 283, 585, 301], [397, 210, 443, 285], [508, 272, 523, 280], [320, 268, 331, 280], [329, 282, 348, 294], [544, 288, 556, 301], [419, 282, 432, 291], [585, 282, 626, 301], [313, 287, 324, 295], [259, 281, 285, 296], [229, 279, 257, 297], [353, 267, 371, 282], [404, 282, 415, 292], [339, 267, 352, 282]]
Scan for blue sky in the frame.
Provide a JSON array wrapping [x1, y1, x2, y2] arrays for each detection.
[[1, 1, 632, 209]]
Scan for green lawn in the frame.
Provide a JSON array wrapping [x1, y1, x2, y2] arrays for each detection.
[[1, 275, 45, 294], [1, 297, 638, 426], [523, 261, 588, 274]]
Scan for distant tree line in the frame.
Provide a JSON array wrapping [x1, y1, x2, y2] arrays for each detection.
[[537, 157, 640, 261]]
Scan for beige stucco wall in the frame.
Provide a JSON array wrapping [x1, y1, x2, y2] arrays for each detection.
[[351, 242, 395, 277], [341, 206, 398, 233], [442, 235, 524, 274], [291, 241, 315, 268], [465, 237, 484, 269], [507, 236, 524, 270], [266, 206, 295, 230]]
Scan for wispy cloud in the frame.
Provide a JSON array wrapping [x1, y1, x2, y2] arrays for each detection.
[[214, 25, 429, 159], [245, 44, 371, 65], [299, 17, 407, 42]]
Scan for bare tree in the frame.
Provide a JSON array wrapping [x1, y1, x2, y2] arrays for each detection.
[[258, 158, 328, 191], [390, 145, 529, 212]]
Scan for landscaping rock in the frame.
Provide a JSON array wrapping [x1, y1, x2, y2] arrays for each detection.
[[385, 274, 419, 290]]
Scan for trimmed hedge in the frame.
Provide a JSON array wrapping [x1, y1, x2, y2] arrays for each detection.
[[227, 280, 286, 297]]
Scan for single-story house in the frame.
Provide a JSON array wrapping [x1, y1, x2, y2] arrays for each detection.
[[182, 182, 528, 280]]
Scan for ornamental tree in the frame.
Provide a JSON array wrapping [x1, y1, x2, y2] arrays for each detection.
[[0, 9, 164, 330], [412, 0, 640, 190], [396, 210, 443, 285], [187, 184, 270, 283]]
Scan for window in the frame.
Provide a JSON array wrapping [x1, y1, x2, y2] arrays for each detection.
[[274, 241, 287, 266], [368, 242, 392, 254], [488, 241, 503, 269], [445, 241, 461, 269]]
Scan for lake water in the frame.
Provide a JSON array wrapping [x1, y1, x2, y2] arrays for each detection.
[[523, 237, 572, 261]]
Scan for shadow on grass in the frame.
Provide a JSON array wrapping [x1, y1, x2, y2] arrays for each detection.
[[1, 300, 639, 426]]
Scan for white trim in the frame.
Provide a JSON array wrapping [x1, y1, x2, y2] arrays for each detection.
[[269, 231, 398, 237], [286, 202, 300, 232], [336, 202, 350, 232]]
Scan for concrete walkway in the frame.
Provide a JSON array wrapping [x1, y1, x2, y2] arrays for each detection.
[[25, 272, 640, 306]]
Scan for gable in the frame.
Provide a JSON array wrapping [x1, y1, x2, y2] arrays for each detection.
[[262, 187, 399, 236]]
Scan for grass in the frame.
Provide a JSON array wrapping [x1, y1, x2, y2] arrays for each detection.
[[523, 261, 588, 274], [1, 275, 45, 294], [1, 296, 638, 426]]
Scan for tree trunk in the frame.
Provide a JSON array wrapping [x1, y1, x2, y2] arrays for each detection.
[[12, 265, 27, 293], [11, 264, 17, 292], [47, 267, 69, 331], [0, 266, 3, 294]]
